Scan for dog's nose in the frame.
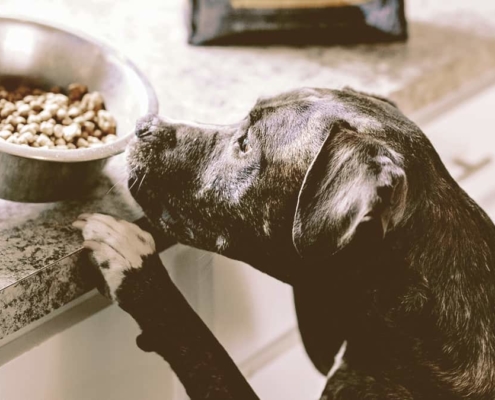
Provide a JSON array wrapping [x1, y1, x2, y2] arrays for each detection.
[[135, 114, 178, 148], [135, 114, 162, 138]]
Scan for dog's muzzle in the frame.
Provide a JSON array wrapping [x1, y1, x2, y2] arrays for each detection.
[[134, 114, 177, 148]]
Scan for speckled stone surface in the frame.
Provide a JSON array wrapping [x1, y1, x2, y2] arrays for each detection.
[[0, 156, 142, 339], [0, 250, 90, 339], [1, 0, 495, 339]]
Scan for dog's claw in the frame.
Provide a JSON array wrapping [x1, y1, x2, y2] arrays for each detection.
[[72, 220, 86, 229], [83, 240, 101, 251]]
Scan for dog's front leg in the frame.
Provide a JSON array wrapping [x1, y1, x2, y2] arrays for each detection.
[[74, 213, 260, 400]]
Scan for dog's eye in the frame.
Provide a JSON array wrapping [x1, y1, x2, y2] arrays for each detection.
[[238, 135, 252, 153]]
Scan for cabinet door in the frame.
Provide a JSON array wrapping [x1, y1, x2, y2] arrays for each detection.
[[211, 255, 298, 365], [250, 343, 326, 400], [0, 303, 177, 400]]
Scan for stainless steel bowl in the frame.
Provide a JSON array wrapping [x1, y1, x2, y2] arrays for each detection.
[[0, 16, 158, 203]]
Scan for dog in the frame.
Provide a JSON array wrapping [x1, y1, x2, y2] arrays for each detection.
[[73, 87, 495, 399]]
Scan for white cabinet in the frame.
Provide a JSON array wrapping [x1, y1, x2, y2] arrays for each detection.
[[0, 300, 177, 400], [211, 256, 297, 365], [250, 343, 326, 400]]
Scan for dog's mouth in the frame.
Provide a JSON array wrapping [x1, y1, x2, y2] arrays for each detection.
[[127, 169, 197, 247]]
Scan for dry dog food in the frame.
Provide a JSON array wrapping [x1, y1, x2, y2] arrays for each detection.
[[187, 0, 407, 45], [0, 83, 117, 149]]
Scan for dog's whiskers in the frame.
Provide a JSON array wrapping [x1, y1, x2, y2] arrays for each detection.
[[128, 176, 139, 192], [127, 167, 144, 194], [104, 166, 139, 197], [104, 177, 126, 196], [136, 172, 148, 194]]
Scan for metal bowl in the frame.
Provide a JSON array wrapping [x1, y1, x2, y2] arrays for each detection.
[[0, 16, 158, 203]]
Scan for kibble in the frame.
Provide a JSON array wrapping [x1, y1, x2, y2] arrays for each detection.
[[53, 124, 63, 138], [40, 121, 54, 136], [1, 102, 15, 118], [87, 136, 100, 144], [76, 137, 88, 148], [6, 135, 17, 144], [0, 130, 11, 139], [56, 108, 67, 120], [19, 132, 35, 144], [0, 83, 117, 148], [102, 134, 117, 144], [36, 134, 52, 146], [38, 110, 52, 122], [63, 123, 81, 142], [27, 114, 41, 124], [17, 103, 30, 117]]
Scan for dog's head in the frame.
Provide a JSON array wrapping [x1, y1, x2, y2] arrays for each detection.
[[127, 88, 433, 277]]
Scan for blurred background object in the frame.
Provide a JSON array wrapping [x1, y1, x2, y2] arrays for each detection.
[[187, 0, 408, 45]]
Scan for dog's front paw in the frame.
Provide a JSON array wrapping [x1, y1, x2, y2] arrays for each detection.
[[73, 213, 156, 300]]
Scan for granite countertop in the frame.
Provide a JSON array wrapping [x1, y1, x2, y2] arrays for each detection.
[[1, 0, 495, 341]]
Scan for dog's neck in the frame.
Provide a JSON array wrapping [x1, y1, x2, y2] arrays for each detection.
[[401, 184, 495, 278]]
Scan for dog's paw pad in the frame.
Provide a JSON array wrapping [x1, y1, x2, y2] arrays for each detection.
[[73, 213, 156, 300]]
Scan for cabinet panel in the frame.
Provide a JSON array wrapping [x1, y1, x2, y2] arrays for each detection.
[[211, 255, 297, 364], [0, 304, 176, 400], [250, 343, 326, 400]]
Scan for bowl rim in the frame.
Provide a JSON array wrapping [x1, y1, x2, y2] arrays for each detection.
[[0, 15, 159, 163]]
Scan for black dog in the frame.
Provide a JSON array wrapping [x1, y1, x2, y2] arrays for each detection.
[[74, 88, 495, 399]]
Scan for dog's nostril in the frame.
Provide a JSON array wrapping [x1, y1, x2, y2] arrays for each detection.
[[136, 128, 153, 139], [135, 114, 161, 138]]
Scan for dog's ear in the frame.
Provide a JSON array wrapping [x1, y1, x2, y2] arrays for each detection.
[[292, 122, 407, 259]]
